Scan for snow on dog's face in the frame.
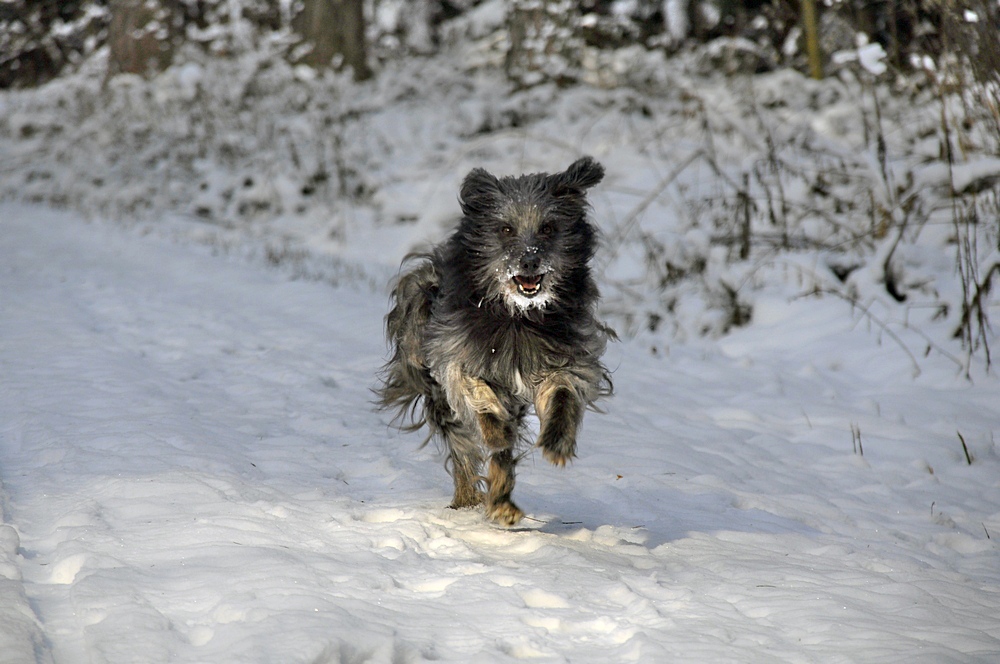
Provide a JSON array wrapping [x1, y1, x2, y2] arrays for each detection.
[[457, 157, 604, 316]]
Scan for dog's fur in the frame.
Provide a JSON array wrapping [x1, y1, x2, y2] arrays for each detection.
[[376, 157, 613, 525]]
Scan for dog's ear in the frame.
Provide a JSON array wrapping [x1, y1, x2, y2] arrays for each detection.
[[460, 167, 501, 217], [550, 156, 604, 195]]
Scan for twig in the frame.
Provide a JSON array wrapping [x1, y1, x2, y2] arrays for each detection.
[[602, 149, 705, 257], [738, 172, 752, 260], [956, 430, 973, 465], [808, 283, 965, 376], [955, 261, 999, 370], [836, 291, 923, 378]]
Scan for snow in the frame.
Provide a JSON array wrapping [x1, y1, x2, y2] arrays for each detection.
[[832, 38, 888, 77], [662, 0, 690, 43], [914, 157, 1000, 195], [1, 5, 999, 657], [2, 201, 999, 662], [2, 29, 996, 352]]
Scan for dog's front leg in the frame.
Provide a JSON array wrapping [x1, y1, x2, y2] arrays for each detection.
[[440, 363, 524, 525], [535, 374, 585, 467], [455, 373, 524, 525], [485, 447, 522, 525], [475, 397, 525, 526]]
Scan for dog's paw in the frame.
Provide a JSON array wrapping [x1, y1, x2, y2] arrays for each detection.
[[540, 444, 576, 467], [449, 490, 485, 510], [486, 500, 525, 526], [537, 429, 577, 467]]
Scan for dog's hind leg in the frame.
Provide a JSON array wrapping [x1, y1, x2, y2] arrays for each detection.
[[445, 425, 485, 509], [424, 388, 484, 509]]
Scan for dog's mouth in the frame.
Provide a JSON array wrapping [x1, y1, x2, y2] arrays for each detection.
[[512, 274, 544, 297]]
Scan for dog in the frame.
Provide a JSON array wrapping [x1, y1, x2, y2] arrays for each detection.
[[376, 157, 614, 525]]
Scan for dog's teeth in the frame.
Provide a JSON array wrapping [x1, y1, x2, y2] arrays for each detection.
[[513, 274, 543, 296]]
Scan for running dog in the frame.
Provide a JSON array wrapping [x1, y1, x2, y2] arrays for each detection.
[[377, 157, 613, 525]]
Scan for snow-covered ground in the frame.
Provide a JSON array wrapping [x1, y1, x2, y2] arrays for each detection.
[[2, 202, 999, 662], [1, 2, 999, 659]]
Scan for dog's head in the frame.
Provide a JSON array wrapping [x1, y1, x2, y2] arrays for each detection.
[[456, 157, 604, 315]]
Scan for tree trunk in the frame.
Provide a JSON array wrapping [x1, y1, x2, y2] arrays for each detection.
[[505, 0, 583, 88], [801, 0, 823, 80], [293, 0, 371, 81], [107, 0, 176, 79]]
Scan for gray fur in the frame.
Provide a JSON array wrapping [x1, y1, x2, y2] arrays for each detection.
[[377, 157, 614, 525]]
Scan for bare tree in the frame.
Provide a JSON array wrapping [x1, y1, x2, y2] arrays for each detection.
[[293, 0, 371, 81]]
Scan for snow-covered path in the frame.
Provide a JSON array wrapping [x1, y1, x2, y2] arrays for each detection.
[[1, 205, 999, 663]]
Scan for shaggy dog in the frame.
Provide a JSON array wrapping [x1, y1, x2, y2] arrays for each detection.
[[377, 157, 614, 525]]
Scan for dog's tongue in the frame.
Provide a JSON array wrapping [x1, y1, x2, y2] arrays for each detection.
[[515, 275, 542, 289]]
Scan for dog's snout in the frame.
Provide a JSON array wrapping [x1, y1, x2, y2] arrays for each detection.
[[519, 252, 542, 275]]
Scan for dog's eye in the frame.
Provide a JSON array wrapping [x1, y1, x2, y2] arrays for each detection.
[[500, 225, 513, 236], [538, 223, 554, 236]]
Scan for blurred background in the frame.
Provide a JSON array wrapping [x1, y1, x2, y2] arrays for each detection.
[[1, 0, 998, 370], [4, 1, 998, 87]]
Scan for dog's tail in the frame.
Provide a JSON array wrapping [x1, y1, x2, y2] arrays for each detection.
[[376, 254, 439, 433]]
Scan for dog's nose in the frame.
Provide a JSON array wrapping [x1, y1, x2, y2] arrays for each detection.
[[519, 252, 542, 275]]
